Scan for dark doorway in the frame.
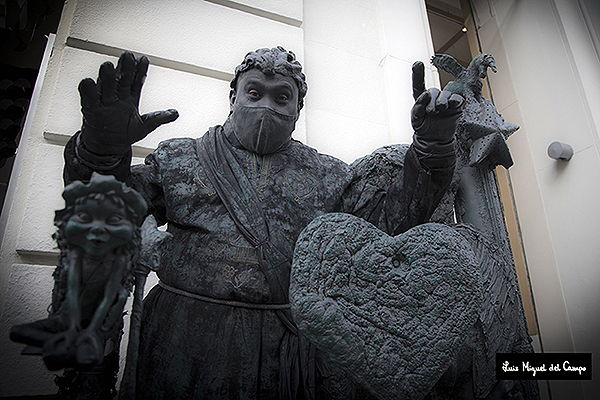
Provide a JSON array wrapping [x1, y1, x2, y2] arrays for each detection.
[[425, 0, 473, 88], [0, 0, 65, 213]]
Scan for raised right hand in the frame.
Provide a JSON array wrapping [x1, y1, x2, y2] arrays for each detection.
[[410, 61, 463, 144], [78, 51, 179, 156]]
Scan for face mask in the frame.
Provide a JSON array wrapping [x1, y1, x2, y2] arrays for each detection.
[[230, 105, 297, 154]]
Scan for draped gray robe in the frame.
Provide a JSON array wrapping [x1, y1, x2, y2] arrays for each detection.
[[64, 123, 453, 399]]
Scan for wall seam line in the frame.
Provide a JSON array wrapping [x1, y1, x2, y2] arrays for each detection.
[[65, 37, 235, 82], [205, 0, 302, 27]]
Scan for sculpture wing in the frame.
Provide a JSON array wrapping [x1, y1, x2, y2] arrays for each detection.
[[455, 224, 535, 398], [431, 54, 465, 79]]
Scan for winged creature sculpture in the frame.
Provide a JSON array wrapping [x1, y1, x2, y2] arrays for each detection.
[[431, 53, 497, 101]]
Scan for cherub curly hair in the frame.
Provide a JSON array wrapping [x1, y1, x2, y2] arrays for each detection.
[[231, 46, 308, 112], [51, 173, 147, 312]]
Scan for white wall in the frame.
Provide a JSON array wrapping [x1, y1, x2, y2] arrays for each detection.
[[0, 0, 434, 396], [303, 0, 439, 163], [470, 0, 600, 398]]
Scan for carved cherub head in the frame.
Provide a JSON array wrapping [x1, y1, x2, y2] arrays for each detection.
[[231, 46, 308, 112], [54, 173, 147, 258]]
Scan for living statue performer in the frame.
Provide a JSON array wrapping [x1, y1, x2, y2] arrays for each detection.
[[10, 172, 147, 399], [291, 54, 538, 399], [61, 47, 462, 399]]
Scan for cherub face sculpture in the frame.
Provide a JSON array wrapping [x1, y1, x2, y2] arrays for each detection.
[[55, 173, 147, 258], [65, 196, 134, 258]]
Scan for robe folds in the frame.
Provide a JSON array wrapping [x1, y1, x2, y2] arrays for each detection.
[[63, 124, 453, 399]]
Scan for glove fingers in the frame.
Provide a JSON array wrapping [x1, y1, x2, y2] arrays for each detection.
[[426, 88, 441, 114], [98, 62, 118, 106], [448, 93, 464, 109], [435, 90, 452, 111], [132, 56, 149, 107], [117, 51, 137, 100], [412, 61, 426, 100], [412, 90, 430, 117], [78, 78, 99, 111], [411, 90, 431, 129], [133, 109, 179, 142]]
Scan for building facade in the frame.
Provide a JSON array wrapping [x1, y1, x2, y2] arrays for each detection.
[[0, 0, 598, 398]]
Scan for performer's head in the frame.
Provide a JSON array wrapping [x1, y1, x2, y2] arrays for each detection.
[[227, 47, 307, 155], [230, 46, 307, 112]]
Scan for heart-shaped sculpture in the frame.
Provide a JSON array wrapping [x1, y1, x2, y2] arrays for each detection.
[[290, 213, 482, 400]]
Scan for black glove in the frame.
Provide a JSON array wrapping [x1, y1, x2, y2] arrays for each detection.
[[410, 61, 463, 170], [410, 61, 463, 145], [78, 51, 179, 157]]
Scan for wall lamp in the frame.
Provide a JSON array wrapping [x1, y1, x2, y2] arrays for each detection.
[[547, 141, 573, 161]]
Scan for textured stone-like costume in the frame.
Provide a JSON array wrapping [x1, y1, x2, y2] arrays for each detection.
[[290, 214, 482, 400], [64, 120, 452, 398]]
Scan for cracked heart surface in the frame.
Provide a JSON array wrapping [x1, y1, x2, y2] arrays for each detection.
[[290, 213, 482, 400]]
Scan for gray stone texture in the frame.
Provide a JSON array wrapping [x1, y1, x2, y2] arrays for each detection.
[[291, 213, 482, 400]]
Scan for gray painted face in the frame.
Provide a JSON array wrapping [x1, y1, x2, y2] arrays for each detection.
[[228, 69, 299, 154]]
